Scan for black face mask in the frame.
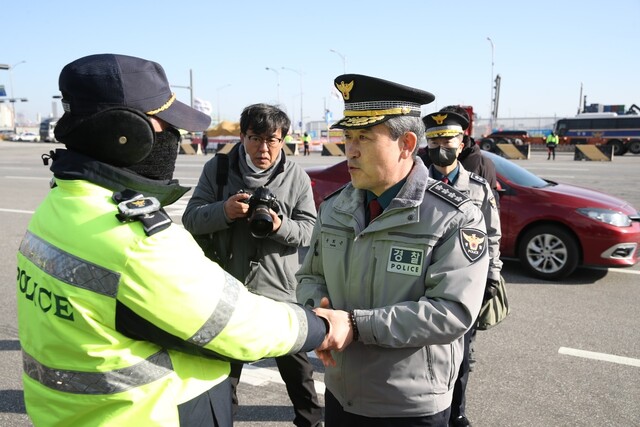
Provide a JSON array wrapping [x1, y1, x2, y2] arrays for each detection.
[[428, 146, 459, 167], [128, 127, 181, 180]]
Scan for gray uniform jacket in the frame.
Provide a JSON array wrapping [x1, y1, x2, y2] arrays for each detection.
[[430, 164, 503, 282], [296, 158, 489, 417], [182, 144, 316, 302]]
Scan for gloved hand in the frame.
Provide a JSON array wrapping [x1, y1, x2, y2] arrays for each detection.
[[483, 279, 499, 303]]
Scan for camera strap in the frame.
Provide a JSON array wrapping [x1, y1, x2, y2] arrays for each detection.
[[216, 153, 229, 200]]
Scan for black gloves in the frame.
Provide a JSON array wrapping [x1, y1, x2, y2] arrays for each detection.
[[483, 279, 500, 303]]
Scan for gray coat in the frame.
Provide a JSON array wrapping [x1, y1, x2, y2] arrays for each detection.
[[296, 158, 489, 417], [182, 144, 316, 302], [430, 164, 503, 282]]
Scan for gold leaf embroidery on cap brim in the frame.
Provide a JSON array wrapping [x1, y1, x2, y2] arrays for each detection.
[[339, 116, 385, 126]]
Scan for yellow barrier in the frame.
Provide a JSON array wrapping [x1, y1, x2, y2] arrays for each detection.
[[574, 145, 613, 161], [496, 143, 529, 160], [216, 142, 237, 155], [322, 143, 346, 156], [180, 143, 198, 155]]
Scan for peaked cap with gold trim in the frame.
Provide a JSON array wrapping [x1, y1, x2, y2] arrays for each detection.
[[331, 74, 435, 129], [422, 110, 469, 138]]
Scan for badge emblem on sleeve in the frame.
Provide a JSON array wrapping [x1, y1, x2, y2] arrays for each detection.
[[460, 228, 487, 262]]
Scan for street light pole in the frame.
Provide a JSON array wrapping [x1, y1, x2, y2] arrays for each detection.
[[4, 61, 26, 133], [216, 84, 231, 124], [329, 49, 346, 74], [281, 67, 304, 134], [265, 67, 281, 105], [486, 37, 495, 132], [170, 69, 194, 111]]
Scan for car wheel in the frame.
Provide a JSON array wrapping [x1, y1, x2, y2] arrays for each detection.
[[518, 225, 580, 280], [608, 140, 625, 156], [480, 139, 494, 151], [627, 140, 640, 155]]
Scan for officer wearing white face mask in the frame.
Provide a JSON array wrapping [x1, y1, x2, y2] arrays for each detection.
[[423, 110, 503, 427]]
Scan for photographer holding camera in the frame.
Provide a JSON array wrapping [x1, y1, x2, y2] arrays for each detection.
[[182, 103, 321, 427]]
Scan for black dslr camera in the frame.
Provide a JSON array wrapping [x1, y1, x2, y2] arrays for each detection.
[[238, 187, 280, 238]]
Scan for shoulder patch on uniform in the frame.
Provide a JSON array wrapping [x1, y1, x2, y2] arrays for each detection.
[[460, 228, 487, 262], [469, 172, 487, 184], [427, 181, 469, 208], [113, 190, 172, 236]]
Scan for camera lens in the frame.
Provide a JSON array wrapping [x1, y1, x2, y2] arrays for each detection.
[[249, 206, 273, 238]]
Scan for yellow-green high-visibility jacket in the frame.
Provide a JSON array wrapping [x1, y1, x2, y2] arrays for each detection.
[[17, 162, 323, 426]]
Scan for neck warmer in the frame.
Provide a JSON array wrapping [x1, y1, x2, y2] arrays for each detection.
[[128, 128, 181, 180]]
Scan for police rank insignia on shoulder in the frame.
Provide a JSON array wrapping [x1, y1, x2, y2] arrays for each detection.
[[460, 228, 487, 262], [469, 172, 487, 184], [113, 190, 172, 236], [427, 181, 469, 207]]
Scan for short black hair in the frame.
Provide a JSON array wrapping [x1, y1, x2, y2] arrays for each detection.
[[240, 103, 291, 138]]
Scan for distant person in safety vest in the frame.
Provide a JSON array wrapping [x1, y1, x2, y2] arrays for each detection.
[[303, 132, 311, 156], [16, 53, 331, 427], [546, 131, 559, 160]]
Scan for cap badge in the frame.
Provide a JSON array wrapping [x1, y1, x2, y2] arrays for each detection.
[[335, 80, 354, 100], [432, 113, 447, 125]]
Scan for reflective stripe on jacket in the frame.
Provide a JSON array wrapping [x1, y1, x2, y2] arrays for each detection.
[[17, 177, 317, 426]]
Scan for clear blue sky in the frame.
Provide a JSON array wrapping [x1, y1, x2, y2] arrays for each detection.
[[2, 0, 639, 127]]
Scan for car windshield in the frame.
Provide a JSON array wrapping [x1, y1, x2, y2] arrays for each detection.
[[483, 151, 551, 188]]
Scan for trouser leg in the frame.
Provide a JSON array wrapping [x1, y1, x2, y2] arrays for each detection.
[[275, 352, 323, 427], [228, 362, 244, 415], [450, 328, 473, 421]]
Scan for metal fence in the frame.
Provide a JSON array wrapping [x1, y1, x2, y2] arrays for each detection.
[[473, 116, 559, 139]]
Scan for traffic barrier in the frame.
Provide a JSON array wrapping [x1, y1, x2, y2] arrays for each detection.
[[216, 142, 237, 155], [496, 143, 529, 160], [284, 142, 299, 156], [574, 145, 613, 161], [322, 143, 345, 156], [180, 143, 198, 155]]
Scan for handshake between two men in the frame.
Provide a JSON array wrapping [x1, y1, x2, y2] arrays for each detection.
[[311, 297, 356, 367]]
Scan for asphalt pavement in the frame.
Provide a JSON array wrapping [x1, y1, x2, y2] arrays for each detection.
[[1, 142, 639, 426]]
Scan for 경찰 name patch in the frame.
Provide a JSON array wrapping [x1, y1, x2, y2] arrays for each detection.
[[387, 246, 424, 276]]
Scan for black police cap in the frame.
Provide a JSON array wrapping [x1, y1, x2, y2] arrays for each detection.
[[423, 111, 469, 138], [331, 74, 435, 129]]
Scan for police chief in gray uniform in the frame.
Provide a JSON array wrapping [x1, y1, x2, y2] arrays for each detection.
[[298, 74, 490, 427]]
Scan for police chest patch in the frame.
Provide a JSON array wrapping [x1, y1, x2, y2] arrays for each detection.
[[460, 228, 487, 262], [387, 246, 424, 276]]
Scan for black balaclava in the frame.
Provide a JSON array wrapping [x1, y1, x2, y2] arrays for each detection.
[[128, 127, 181, 180], [428, 146, 459, 167]]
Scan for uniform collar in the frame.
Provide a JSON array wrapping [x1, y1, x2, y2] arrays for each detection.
[[48, 149, 189, 206]]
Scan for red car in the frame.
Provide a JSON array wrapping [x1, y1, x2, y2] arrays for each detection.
[[305, 151, 640, 280]]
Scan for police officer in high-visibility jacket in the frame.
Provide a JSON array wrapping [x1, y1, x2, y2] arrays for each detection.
[[16, 54, 329, 427], [546, 131, 559, 160]]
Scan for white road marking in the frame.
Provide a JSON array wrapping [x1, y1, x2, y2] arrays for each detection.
[[558, 347, 640, 367], [242, 364, 326, 395], [0, 208, 35, 214]]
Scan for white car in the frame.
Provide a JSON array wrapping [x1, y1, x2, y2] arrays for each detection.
[[14, 132, 40, 142]]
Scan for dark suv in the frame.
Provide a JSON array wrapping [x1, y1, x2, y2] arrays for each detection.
[[478, 130, 528, 151]]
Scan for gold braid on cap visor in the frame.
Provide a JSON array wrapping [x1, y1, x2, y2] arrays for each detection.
[[425, 125, 464, 138], [145, 93, 176, 115]]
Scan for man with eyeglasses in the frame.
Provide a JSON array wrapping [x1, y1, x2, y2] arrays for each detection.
[[182, 103, 322, 427], [423, 110, 503, 427]]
